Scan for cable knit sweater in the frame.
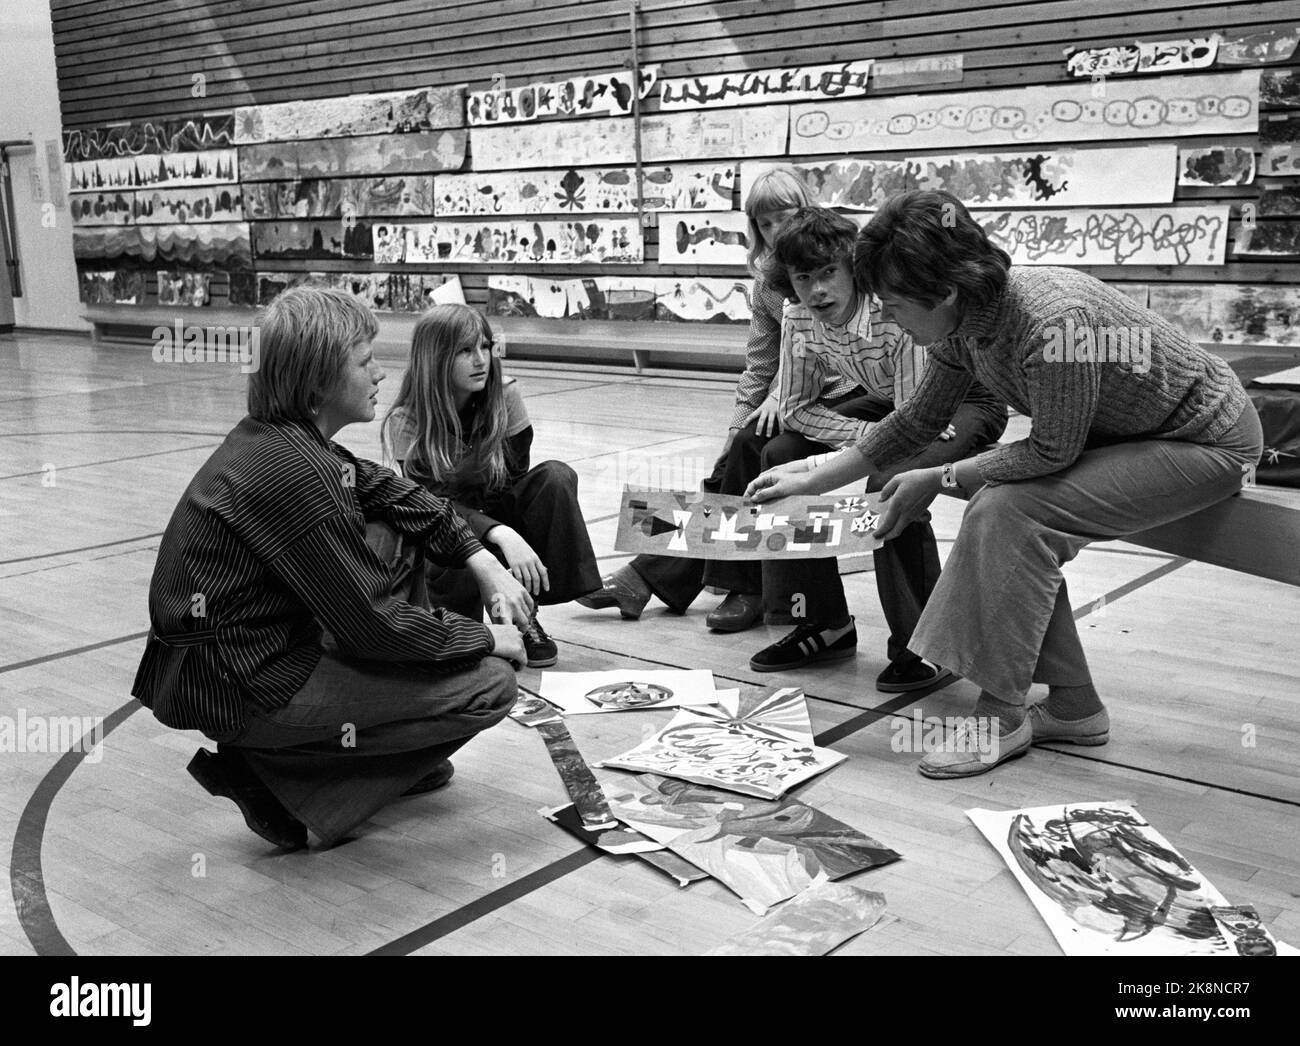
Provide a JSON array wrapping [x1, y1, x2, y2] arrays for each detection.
[[854, 266, 1250, 483]]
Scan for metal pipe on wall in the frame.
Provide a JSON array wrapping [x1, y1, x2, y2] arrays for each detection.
[[628, 0, 645, 235], [0, 140, 33, 301]]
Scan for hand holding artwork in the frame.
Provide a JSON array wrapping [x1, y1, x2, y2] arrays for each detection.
[[744, 460, 811, 504], [873, 468, 943, 541], [489, 525, 550, 596]]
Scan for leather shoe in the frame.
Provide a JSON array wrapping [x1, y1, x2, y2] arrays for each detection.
[[705, 591, 763, 633], [575, 566, 651, 620], [401, 760, 455, 797], [1028, 703, 1110, 746], [876, 658, 953, 693], [187, 747, 308, 850], [917, 715, 1033, 779]]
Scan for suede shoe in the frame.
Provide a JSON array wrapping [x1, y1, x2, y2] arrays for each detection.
[[401, 760, 455, 797], [750, 619, 857, 672], [917, 715, 1033, 779], [575, 566, 651, 620], [705, 592, 763, 633], [187, 747, 308, 851], [876, 658, 953, 693], [522, 614, 558, 668], [1028, 702, 1110, 746]]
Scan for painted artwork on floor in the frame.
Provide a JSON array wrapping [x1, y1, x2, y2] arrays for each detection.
[[1210, 905, 1282, 957], [535, 719, 617, 830], [657, 211, 749, 265], [237, 130, 466, 181], [67, 150, 239, 192], [659, 59, 873, 109], [470, 105, 788, 171], [653, 277, 753, 323], [69, 192, 134, 226], [1233, 221, 1300, 257], [241, 176, 436, 219], [607, 773, 901, 915], [976, 206, 1229, 266], [467, 67, 657, 125], [614, 488, 885, 560], [73, 223, 251, 268], [1177, 147, 1255, 187], [133, 185, 245, 223], [598, 687, 846, 799], [751, 145, 1178, 211], [542, 802, 667, 855], [234, 86, 463, 144], [538, 669, 718, 716], [968, 802, 1241, 956], [789, 71, 1260, 154], [63, 114, 236, 162], [402, 219, 642, 263], [1148, 284, 1300, 347], [156, 271, 212, 307], [434, 162, 737, 216], [705, 881, 888, 956], [507, 691, 562, 728], [76, 269, 146, 305]]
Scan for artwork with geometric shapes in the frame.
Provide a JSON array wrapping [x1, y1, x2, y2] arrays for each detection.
[[751, 145, 1177, 211], [1177, 147, 1255, 187], [597, 687, 846, 799], [615, 488, 885, 560], [434, 162, 737, 216], [241, 176, 436, 219], [607, 773, 902, 915], [234, 86, 463, 144], [657, 211, 749, 265], [653, 277, 753, 323], [789, 71, 1260, 154], [538, 669, 718, 717], [659, 59, 873, 109], [705, 881, 888, 956], [67, 150, 239, 192], [63, 114, 236, 162], [402, 219, 642, 264], [968, 802, 1247, 956], [237, 130, 466, 181], [977, 206, 1229, 266]]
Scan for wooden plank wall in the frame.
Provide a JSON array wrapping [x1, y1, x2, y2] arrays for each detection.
[[49, 0, 1300, 324]]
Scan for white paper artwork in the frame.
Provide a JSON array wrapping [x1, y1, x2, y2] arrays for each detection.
[[537, 669, 720, 716], [659, 60, 873, 109], [657, 211, 750, 264], [977, 205, 1229, 266]]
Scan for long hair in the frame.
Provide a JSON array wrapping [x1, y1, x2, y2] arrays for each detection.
[[761, 207, 859, 302], [744, 164, 813, 277], [854, 190, 1010, 311], [382, 304, 510, 494]]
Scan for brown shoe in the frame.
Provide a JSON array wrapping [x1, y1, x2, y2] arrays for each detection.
[[705, 592, 763, 633], [575, 566, 651, 620]]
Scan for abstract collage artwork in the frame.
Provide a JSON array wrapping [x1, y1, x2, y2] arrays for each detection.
[[234, 86, 463, 144], [597, 687, 846, 799], [614, 488, 885, 560], [704, 881, 888, 956], [537, 669, 719, 716], [237, 131, 467, 181]]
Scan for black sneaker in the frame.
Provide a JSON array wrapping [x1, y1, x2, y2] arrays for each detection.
[[749, 619, 857, 673], [876, 658, 954, 693], [523, 615, 558, 668]]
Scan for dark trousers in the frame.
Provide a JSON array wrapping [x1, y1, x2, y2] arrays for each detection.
[[630, 390, 867, 613], [763, 398, 1008, 664], [428, 459, 602, 619]]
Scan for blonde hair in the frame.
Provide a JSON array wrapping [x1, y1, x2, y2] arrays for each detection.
[[744, 165, 814, 277], [248, 287, 378, 422], [382, 304, 510, 494]]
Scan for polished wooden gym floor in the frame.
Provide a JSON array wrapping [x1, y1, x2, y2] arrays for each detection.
[[2, 330, 1297, 956]]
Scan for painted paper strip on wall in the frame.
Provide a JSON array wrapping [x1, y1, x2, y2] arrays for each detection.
[[705, 881, 888, 956], [653, 277, 753, 323], [659, 60, 872, 110], [1217, 25, 1300, 65], [1262, 144, 1300, 176], [977, 206, 1229, 266], [1148, 283, 1300, 346], [1262, 70, 1300, 108], [1260, 112, 1300, 146], [968, 802, 1238, 956], [63, 114, 236, 162], [156, 270, 212, 306], [485, 274, 657, 319], [251, 219, 377, 261], [238, 130, 466, 181], [615, 488, 885, 560], [256, 270, 463, 311], [467, 67, 657, 125], [1258, 185, 1300, 216], [69, 192, 134, 226], [749, 145, 1178, 211], [241, 176, 436, 219], [76, 269, 145, 304], [234, 86, 462, 144], [1233, 220, 1300, 256], [1177, 146, 1255, 186], [1066, 36, 1217, 78], [789, 71, 1259, 154], [657, 211, 749, 264], [133, 185, 245, 224], [434, 162, 737, 216], [402, 219, 642, 263], [470, 105, 788, 171], [73, 223, 251, 267], [871, 54, 963, 88], [67, 149, 239, 192]]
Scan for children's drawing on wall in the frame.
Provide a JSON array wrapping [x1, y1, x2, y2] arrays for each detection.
[[69, 192, 134, 226], [252, 220, 352, 261], [1217, 25, 1300, 65], [133, 186, 245, 223], [653, 277, 753, 323], [256, 271, 462, 311], [659, 59, 873, 109], [1262, 69, 1300, 107], [1262, 144, 1300, 176], [237, 130, 466, 181], [156, 270, 211, 307], [234, 86, 463, 144], [1233, 221, 1300, 257], [1259, 185, 1300, 216], [467, 67, 658, 125], [76, 269, 145, 305], [1176, 147, 1255, 187], [977, 206, 1228, 265], [403, 219, 642, 264], [1065, 37, 1217, 78], [67, 150, 239, 192], [658, 211, 750, 264], [74, 223, 251, 268], [63, 114, 236, 163]]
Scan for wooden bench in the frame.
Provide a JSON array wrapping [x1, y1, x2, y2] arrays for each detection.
[[81, 305, 751, 374]]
